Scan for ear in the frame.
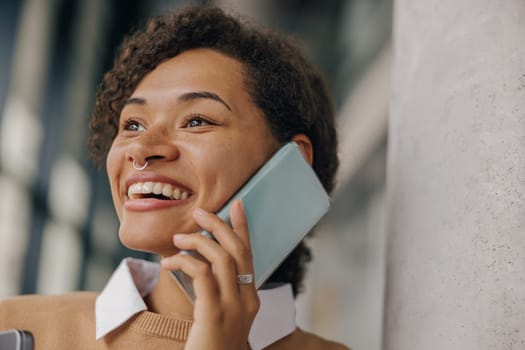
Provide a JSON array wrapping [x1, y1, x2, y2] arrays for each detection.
[[291, 134, 314, 165]]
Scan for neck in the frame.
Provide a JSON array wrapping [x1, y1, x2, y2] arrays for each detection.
[[144, 267, 194, 318]]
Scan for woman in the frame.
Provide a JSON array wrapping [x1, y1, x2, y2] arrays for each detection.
[[1, 5, 348, 350]]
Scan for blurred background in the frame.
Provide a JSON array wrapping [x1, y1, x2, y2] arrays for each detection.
[[0, 0, 392, 348]]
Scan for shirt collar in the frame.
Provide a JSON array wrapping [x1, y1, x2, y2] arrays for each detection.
[[95, 258, 296, 349]]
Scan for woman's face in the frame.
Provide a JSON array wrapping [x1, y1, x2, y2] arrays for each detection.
[[107, 48, 280, 256]]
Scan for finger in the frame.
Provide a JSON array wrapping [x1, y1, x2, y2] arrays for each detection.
[[229, 200, 251, 251], [229, 200, 255, 273], [228, 200, 259, 318], [160, 253, 219, 307], [171, 233, 238, 295], [193, 207, 253, 272], [193, 206, 257, 305], [229, 200, 256, 284]]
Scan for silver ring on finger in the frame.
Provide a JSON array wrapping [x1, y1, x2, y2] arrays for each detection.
[[236, 274, 254, 285]]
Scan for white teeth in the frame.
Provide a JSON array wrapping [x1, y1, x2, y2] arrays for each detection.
[[162, 184, 173, 197], [128, 183, 141, 197], [142, 182, 153, 193], [153, 182, 163, 195], [128, 181, 191, 200]]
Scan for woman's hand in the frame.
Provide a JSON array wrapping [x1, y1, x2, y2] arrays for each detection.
[[160, 200, 260, 350]]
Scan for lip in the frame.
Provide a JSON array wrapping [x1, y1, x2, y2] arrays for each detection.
[[123, 171, 195, 211], [124, 196, 193, 211]]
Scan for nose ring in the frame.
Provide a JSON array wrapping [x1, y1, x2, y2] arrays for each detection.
[[132, 159, 148, 171]]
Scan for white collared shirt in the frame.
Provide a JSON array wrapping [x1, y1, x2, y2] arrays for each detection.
[[95, 258, 296, 350]]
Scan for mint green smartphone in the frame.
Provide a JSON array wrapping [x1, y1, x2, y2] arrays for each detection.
[[172, 142, 330, 301], [0, 330, 34, 350]]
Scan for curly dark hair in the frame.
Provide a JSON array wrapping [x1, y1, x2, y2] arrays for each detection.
[[89, 5, 339, 296]]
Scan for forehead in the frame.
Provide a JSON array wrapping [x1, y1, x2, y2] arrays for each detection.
[[132, 48, 247, 99]]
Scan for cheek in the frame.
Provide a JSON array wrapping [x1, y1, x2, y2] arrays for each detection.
[[188, 142, 245, 198], [198, 140, 263, 189], [106, 148, 118, 186], [190, 143, 233, 183], [106, 144, 124, 212]]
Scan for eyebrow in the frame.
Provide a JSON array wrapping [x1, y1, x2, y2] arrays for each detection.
[[123, 91, 232, 111], [178, 91, 232, 111], [124, 97, 146, 106]]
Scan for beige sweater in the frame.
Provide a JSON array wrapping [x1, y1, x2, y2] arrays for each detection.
[[0, 292, 349, 350]]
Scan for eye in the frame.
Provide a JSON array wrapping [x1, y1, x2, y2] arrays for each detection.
[[184, 115, 214, 128], [122, 119, 145, 132]]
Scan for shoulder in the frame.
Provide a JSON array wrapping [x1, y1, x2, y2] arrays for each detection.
[[1, 291, 97, 311], [268, 328, 350, 350], [0, 291, 98, 329], [0, 292, 99, 348]]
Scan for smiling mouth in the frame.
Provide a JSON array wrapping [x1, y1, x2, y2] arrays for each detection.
[[127, 181, 192, 200]]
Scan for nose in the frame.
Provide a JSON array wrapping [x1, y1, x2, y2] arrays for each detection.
[[125, 127, 180, 168]]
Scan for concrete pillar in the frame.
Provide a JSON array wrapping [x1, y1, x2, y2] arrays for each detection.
[[384, 1, 525, 349]]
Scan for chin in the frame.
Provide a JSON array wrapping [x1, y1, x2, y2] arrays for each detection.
[[116, 209, 201, 256], [118, 221, 178, 256]]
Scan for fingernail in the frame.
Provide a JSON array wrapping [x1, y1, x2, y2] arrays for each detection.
[[173, 234, 186, 242], [194, 207, 207, 217], [235, 199, 244, 211]]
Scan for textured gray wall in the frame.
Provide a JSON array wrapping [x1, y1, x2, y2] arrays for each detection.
[[385, 1, 525, 349]]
